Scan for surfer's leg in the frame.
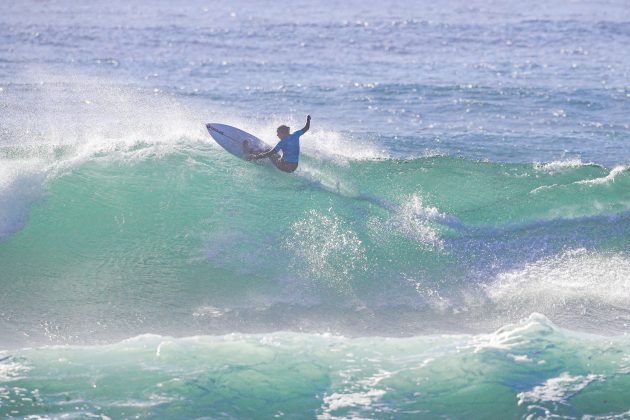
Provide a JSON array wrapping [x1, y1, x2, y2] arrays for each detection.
[[266, 153, 297, 173], [268, 153, 281, 167]]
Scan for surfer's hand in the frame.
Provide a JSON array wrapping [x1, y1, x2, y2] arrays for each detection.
[[306, 115, 311, 121]]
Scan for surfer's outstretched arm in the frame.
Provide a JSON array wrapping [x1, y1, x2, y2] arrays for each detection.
[[302, 115, 311, 133]]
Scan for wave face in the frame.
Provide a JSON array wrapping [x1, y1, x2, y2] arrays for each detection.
[[1, 134, 630, 346], [2, 315, 630, 419]]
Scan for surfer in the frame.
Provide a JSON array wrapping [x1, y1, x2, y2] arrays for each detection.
[[246, 115, 311, 173]]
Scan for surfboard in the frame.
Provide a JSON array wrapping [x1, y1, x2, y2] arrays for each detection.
[[206, 123, 272, 161]]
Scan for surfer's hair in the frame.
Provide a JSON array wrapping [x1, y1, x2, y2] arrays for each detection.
[[277, 125, 290, 133]]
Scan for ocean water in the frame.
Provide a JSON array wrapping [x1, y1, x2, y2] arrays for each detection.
[[1, 0, 630, 418]]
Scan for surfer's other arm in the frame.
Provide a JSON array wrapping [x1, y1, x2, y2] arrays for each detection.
[[247, 148, 277, 161]]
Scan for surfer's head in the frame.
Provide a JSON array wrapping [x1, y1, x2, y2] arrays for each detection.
[[276, 125, 290, 139]]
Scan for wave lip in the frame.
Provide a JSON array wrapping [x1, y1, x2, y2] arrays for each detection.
[[575, 165, 628, 185], [533, 158, 593, 172]]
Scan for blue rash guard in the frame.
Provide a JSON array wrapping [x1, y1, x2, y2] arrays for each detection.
[[271, 128, 305, 163]]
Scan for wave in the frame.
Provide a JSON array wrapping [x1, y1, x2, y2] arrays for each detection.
[[1, 143, 629, 346], [2, 79, 629, 238], [2, 314, 630, 419], [1, 80, 630, 347]]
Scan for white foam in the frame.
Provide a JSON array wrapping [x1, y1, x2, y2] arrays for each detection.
[[320, 389, 386, 416], [529, 183, 559, 194], [508, 354, 533, 363], [469, 313, 553, 353], [401, 193, 466, 230], [575, 165, 627, 185], [486, 249, 630, 310], [517, 372, 603, 405], [300, 128, 383, 163], [393, 194, 445, 247], [109, 394, 178, 408], [533, 159, 587, 172], [319, 369, 392, 419], [0, 355, 28, 381], [368, 193, 467, 250]]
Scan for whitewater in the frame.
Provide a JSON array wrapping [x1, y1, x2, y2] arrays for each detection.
[[1, 0, 630, 418]]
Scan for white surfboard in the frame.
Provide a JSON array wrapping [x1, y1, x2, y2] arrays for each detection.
[[206, 123, 272, 161]]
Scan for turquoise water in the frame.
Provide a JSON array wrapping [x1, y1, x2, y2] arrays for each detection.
[[2, 0, 630, 418], [3, 316, 630, 418]]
